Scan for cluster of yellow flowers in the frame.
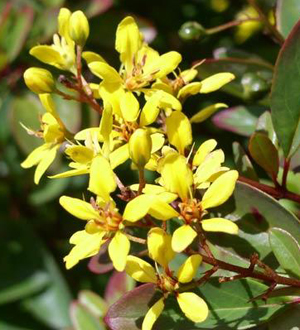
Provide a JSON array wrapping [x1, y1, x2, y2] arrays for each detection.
[[23, 8, 239, 329]]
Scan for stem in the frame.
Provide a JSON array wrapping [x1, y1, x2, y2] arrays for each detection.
[[238, 176, 300, 204], [247, 0, 284, 45], [76, 45, 83, 90], [206, 18, 261, 35], [199, 253, 300, 288], [281, 158, 291, 190], [138, 168, 146, 195], [126, 234, 146, 245]]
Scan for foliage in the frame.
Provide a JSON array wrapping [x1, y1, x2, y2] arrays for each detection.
[[2, 0, 300, 329]]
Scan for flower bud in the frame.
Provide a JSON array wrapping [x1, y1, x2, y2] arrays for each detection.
[[69, 10, 89, 47], [24, 68, 55, 94], [179, 22, 206, 41], [129, 129, 152, 168]]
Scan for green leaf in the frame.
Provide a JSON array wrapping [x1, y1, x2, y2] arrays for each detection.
[[197, 58, 273, 100], [78, 290, 107, 319], [233, 142, 258, 181], [105, 279, 287, 330], [276, 0, 300, 38], [268, 305, 300, 330], [208, 182, 300, 268], [70, 302, 106, 330], [212, 105, 266, 137], [248, 132, 279, 178], [256, 111, 277, 146], [269, 227, 300, 279], [271, 19, 300, 157]]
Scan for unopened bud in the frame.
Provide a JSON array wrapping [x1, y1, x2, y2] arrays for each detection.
[[129, 129, 152, 168], [179, 22, 206, 41], [69, 10, 89, 47], [24, 67, 55, 94]]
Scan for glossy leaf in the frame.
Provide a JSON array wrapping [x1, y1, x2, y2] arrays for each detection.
[[248, 132, 279, 178], [78, 290, 107, 319], [276, 0, 300, 38], [269, 227, 300, 279], [105, 279, 287, 330], [212, 105, 266, 136], [256, 111, 277, 146], [232, 142, 258, 181], [271, 19, 300, 157], [70, 302, 106, 330], [208, 182, 300, 268], [104, 271, 135, 306], [197, 58, 273, 100], [269, 305, 300, 330]]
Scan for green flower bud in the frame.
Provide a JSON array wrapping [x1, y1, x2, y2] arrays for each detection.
[[69, 10, 89, 47], [24, 67, 55, 94], [179, 22, 206, 41], [241, 72, 270, 101], [129, 129, 152, 168]]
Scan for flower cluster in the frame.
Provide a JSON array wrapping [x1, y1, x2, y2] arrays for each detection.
[[22, 8, 238, 329]]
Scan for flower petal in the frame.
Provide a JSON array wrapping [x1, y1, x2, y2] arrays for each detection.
[[190, 103, 228, 123], [30, 46, 63, 67], [201, 170, 238, 210], [110, 143, 130, 169], [123, 194, 153, 222], [171, 225, 197, 253], [193, 139, 217, 166], [148, 228, 175, 267], [177, 255, 202, 283], [59, 196, 99, 220], [200, 73, 235, 94], [108, 231, 130, 271], [21, 144, 49, 169], [166, 111, 192, 154], [120, 92, 140, 122], [64, 230, 105, 269], [201, 218, 239, 234], [34, 145, 59, 184], [125, 255, 157, 283], [88, 61, 122, 84], [149, 198, 179, 220], [142, 298, 165, 330], [88, 156, 117, 201], [177, 292, 209, 323], [178, 82, 202, 101]]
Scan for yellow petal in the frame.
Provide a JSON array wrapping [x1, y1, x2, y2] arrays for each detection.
[[34, 145, 58, 184], [177, 292, 208, 323], [201, 218, 239, 234], [58, 8, 72, 42], [100, 104, 113, 154], [157, 90, 182, 111], [110, 143, 130, 169], [178, 82, 202, 101], [180, 68, 198, 83], [108, 231, 130, 271], [120, 91, 140, 122], [177, 255, 202, 283], [140, 92, 161, 126], [74, 127, 103, 141], [88, 156, 116, 201], [148, 227, 175, 267], [142, 298, 165, 330], [125, 255, 157, 283], [39, 94, 58, 117], [200, 73, 235, 94], [194, 150, 225, 185], [21, 144, 49, 168], [193, 139, 217, 166], [171, 225, 197, 253], [59, 196, 99, 220], [166, 111, 192, 154], [190, 103, 228, 123], [82, 51, 106, 64], [99, 83, 124, 117], [123, 194, 153, 222], [149, 198, 179, 220], [161, 152, 193, 201], [151, 133, 165, 153], [88, 61, 122, 84], [64, 230, 105, 269], [144, 51, 182, 79], [49, 167, 89, 179], [30, 46, 63, 68], [201, 170, 238, 209], [65, 145, 94, 164], [115, 16, 141, 71]]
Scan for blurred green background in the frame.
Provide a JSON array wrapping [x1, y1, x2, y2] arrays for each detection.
[[0, 0, 287, 328]]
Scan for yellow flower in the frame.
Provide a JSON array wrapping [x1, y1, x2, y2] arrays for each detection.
[[69, 10, 89, 47], [128, 128, 152, 168], [23, 68, 55, 94], [29, 8, 76, 72], [88, 16, 182, 118], [21, 96, 66, 184], [60, 196, 130, 271], [125, 233, 208, 329]]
